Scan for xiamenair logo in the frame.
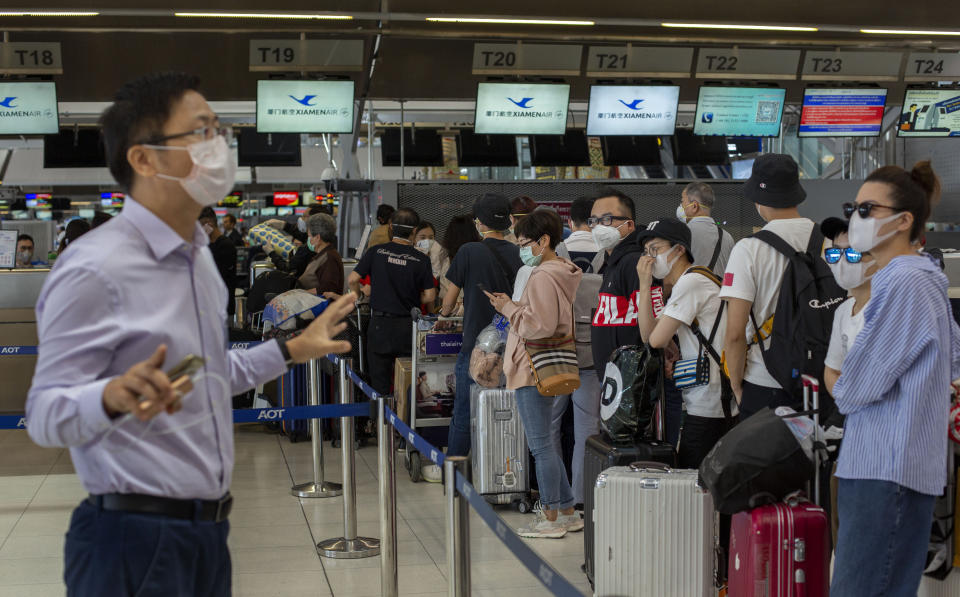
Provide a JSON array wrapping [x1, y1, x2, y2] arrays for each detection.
[[289, 94, 317, 106], [597, 98, 670, 121], [0, 95, 47, 119], [0, 97, 17, 108], [484, 96, 563, 120], [508, 97, 534, 109]]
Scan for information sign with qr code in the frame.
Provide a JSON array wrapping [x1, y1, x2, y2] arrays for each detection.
[[693, 87, 786, 137], [756, 101, 781, 123]]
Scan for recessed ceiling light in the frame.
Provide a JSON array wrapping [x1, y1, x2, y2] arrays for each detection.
[[0, 11, 99, 16], [662, 22, 818, 32], [174, 12, 353, 20], [861, 28, 960, 36], [426, 17, 594, 26]]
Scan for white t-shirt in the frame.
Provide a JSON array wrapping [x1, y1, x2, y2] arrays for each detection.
[[824, 297, 867, 371], [661, 269, 736, 418], [718, 217, 816, 388], [687, 216, 735, 276]]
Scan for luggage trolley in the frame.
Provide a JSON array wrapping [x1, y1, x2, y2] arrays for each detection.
[[404, 311, 462, 482]]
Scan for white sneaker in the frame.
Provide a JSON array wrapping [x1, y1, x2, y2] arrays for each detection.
[[557, 511, 584, 532], [421, 463, 442, 483], [517, 502, 568, 539]]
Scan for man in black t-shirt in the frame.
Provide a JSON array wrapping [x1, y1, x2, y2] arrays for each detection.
[[348, 208, 436, 396], [440, 193, 522, 457], [199, 207, 237, 316]]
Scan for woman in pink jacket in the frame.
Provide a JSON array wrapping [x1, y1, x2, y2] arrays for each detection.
[[487, 210, 584, 539]]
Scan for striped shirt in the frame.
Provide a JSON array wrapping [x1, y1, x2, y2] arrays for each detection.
[[833, 254, 960, 496]]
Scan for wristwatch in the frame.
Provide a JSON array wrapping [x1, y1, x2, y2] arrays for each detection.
[[275, 337, 295, 368]]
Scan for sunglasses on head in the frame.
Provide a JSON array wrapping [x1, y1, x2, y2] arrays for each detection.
[[824, 247, 863, 264], [842, 201, 905, 220]]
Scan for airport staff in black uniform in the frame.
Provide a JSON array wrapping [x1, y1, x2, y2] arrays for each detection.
[[348, 207, 436, 396]]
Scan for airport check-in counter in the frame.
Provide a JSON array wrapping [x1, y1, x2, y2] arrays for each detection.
[[0, 269, 48, 414]]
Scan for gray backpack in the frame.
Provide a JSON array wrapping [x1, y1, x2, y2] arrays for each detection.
[[558, 245, 605, 369]]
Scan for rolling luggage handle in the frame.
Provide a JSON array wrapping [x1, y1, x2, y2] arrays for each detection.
[[628, 461, 673, 473], [801, 374, 822, 505]]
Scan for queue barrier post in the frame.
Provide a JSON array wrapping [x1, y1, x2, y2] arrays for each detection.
[[317, 357, 380, 559], [444, 456, 471, 597], [291, 359, 342, 499], [378, 396, 399, 597]]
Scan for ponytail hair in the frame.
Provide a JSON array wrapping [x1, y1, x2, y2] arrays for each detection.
[[864, 160, 940, 242]]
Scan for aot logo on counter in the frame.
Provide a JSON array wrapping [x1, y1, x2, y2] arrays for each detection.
[[0, 81, 58, 135], [587, 85, 680, 136], [474, 82, 569, 135], [256, 80, 355, 134]]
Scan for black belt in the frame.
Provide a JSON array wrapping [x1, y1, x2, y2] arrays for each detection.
[[372, 310, 412, 319], [88, 493, 233, 523]]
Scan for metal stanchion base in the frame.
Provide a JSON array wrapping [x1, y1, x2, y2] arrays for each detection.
[[291, 481, 343, 498], [317, 536, 381, 559]]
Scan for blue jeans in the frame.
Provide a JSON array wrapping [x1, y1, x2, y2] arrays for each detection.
[[571, 368, 602, 504], [446, 350, 473, 457], [831, 478, 936, 597], [516, 385, 576, 511], [65, 499, 230, 597]]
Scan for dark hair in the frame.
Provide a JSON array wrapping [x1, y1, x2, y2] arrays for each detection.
[[198, 206, 217, 223], [515, 210, 563, 250], [307, 203, 330, 217], [99, 72, 202, 193], [59, 219, 91, 253], [16, 233, 33, 244], [510, 195, 537, 216], [223, 213, 237, 225], [390, 207, 420, 239], [441, 215, 481, 260], [376, 204, 396, 225], [416, 221, 435, 235], [91, 211, 113, 228], [569, 196, 595, 226], [864, 160, 941, 242], [595, 187, 635, 220]]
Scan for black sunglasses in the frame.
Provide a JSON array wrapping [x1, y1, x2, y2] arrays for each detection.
[[842, 201, 906, 220]]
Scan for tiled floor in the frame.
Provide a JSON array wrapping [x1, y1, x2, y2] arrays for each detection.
[[0, 424, 592, 597]]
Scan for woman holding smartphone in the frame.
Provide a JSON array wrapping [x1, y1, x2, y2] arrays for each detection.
[[829, 161, 960, 596], [486, 210, 583, 539]]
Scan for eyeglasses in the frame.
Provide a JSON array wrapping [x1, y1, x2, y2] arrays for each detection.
[[824, 247, 863, 264], [141, 125, 232, 146], [842, 201, 905, 220], [644, 243, 671, 258], [586, 214, 630, 228], [517, 238, 539, 248]]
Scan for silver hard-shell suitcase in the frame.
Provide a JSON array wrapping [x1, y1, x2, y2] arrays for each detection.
[[593, 463, 716, 597], [470, 385, 532, 510]]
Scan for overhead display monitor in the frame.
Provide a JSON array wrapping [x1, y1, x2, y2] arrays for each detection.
[[0, 82, 59, 135], [899, 88, 960, 137], [256, 80, 355, 134], [272, 191, 299, 207], [693, 87, 786, 137], [238, 130, 302, 167], [529, 131, 590, 167], [586, 85, 680, 136], [44, 128, 107, 167], [381, 128, 444, 166], [474, 82, 570, 135], [799, 88, 888, 137]]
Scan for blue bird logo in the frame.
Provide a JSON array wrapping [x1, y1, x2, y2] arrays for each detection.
[[0, 97, 18, 108], [507, 97, 534, 108], [618, 99, 644, 110], [289, 95, 317, 106]]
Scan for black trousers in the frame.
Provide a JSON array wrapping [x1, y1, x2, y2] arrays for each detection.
[[65, 500, 230, 597], [740, 380, 797, 420], [366, 315, 413, 396], [678, 413, 736, 470]]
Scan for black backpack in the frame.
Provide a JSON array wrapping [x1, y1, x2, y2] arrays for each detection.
[[749, 228, 845, 399]]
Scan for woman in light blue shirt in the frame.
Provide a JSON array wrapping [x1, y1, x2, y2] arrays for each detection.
[[831, 161, 960, 596]]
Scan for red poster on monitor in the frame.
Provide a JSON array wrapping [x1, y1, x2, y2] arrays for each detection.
[[273, 191, 299, 207]]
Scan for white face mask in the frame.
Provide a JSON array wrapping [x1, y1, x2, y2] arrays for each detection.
[[651, 246, 680, 279], [592, 222, 628, 250], [416, 239, 434, 252], [297, 218, 307, 233], [152, 136, 237, 207], [848, 211, 903, 252], [828, 259, 874, 291], [676, 204, 687, 221]]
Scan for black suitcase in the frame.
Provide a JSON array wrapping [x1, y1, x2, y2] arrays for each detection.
[[583, 433, 676, 586]]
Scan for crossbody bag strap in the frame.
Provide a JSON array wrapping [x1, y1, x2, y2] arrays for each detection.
[[481, 239, 517, 288], [688, 268, 734, 421], [708, 226, 724, 271]]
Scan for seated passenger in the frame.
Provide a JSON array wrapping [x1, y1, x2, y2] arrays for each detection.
[[297, 213, 344, 298]]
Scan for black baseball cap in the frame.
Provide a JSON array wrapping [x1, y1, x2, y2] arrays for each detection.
[[636, 217, 692, 257], [744, 153, 806, 208], [473, 192, 512, 230], [820, 217, 848, 241]]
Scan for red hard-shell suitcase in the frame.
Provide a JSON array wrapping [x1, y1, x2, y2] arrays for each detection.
[[728, 497, 830, 597]]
